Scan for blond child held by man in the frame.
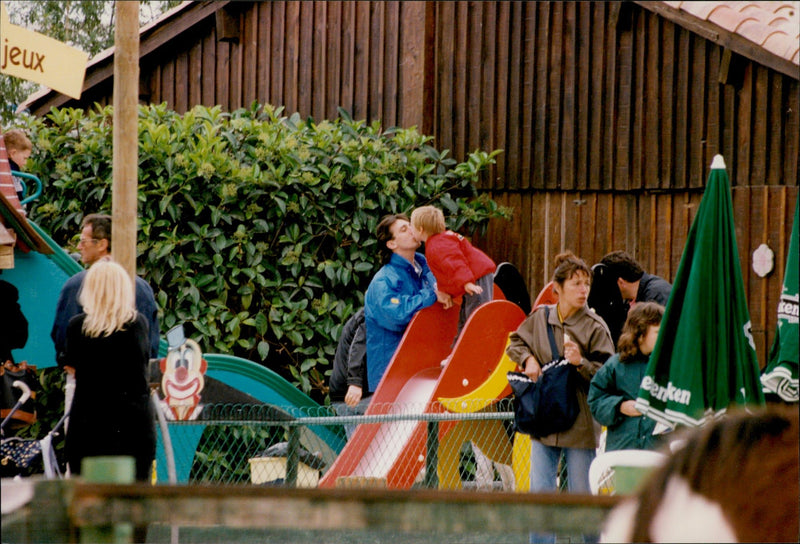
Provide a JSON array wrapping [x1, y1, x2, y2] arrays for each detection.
[[410, 205, 496, 351]]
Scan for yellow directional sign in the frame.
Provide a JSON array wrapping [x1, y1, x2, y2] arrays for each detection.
[[1, 2, 88, 99]]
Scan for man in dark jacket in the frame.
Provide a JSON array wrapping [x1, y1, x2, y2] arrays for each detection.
[[328, 309, 368, 438], [0, 278, 28, 364], [590, 251, 672, 345], [601, 251, 672, 306], [51, 213, 160, 368], [329, 308, 368, 404]]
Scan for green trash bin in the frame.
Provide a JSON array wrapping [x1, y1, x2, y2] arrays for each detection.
[[612, 464, 657, 494]]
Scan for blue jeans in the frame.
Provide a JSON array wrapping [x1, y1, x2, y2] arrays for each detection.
[[455, 273, 495, 342], [529, 440, 595, 493], [333, 396, 371, 439]]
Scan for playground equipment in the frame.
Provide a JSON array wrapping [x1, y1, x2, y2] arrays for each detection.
[[5, 198, 548, 489], [3, 218, 345, 484], [10, 170, 43, 207], [319, 300, 526, 489], [3, 221, 78, 370]]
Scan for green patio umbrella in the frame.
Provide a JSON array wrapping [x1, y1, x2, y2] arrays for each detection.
[[760, 199, 799, 402], [635, 155, 765, 428]]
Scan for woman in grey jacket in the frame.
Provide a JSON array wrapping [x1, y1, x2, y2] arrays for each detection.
[[506, 252, 614, 493]]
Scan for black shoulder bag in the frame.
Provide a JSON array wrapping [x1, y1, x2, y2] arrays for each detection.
[[507, 307, 580, 438]]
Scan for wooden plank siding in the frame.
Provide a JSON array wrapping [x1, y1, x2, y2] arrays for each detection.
[[21, 1, 798, 367], [473, 186, 798, 366], [130, 2, 432, 127], [427, 2, 797, 366], [430, 2, 798, 193]]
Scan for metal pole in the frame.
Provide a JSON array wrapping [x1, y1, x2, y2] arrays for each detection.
[[112, 1, 140, 283], [151, 390, 176, 484], [286, 426, 300, 487], [424, 421, 439, 488]]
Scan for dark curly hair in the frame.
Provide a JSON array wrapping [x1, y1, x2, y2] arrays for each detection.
[[600, 250, 644, 282], [375, 213, 410, 265]]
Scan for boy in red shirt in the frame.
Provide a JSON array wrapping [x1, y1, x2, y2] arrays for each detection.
[[410, 206, 496, 353]]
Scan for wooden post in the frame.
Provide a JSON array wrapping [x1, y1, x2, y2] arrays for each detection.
[[80, 456, 136, 543], [112, 1, 140, 283]]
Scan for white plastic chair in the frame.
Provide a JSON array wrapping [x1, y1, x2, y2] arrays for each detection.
[[588, 449, 667, 495]]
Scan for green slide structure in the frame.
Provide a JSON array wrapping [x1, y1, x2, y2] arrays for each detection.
[[5, 221, 82, 370], [7, 221, 344, 482]]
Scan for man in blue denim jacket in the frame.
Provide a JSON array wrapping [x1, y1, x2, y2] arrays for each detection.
[[364, 213, 450, 392]]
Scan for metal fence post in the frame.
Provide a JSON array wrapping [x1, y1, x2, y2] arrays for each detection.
[[424, 421, 439, 488], [286, 425, 300, 487]]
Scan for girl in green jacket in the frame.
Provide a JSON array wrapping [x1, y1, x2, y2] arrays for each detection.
[[588, 302, 665, 451]]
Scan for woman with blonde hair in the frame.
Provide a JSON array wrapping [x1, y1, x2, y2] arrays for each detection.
[[64, 260, 155, 481]]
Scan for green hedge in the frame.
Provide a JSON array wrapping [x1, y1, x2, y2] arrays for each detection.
[[23, 102, 512, 401]]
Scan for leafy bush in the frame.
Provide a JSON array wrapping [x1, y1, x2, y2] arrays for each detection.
[[23, 102, 512, 401], [190, 424, 282, 484]]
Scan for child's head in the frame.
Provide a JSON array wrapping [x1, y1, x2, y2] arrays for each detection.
[[617, 406, 799, 543], [4, 128, 33, 167], [410, 206, 446, 240], [617, 302, 664, 361]]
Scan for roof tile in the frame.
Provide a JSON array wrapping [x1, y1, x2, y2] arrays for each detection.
[[773, 4, 798, 18], [663, 1, 800, 66], [736, 18, 772, 43], [687, 2, 725, 19], [763, 31, 800, 58], [707, 5, 749, 32]]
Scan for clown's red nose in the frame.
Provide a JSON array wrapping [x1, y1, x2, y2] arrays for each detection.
[[175, 366, 188, 382]]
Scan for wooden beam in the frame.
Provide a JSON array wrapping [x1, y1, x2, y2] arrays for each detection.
[[215, 6, 240, 43], [2, 479, 621, 542], [719, 48, 746, 89], [421, 1, 436, 136], [398, 1, 429, 130], [138, 71, 152, 102], [609, 1, 634, 32], [68, 483, 621, 534]]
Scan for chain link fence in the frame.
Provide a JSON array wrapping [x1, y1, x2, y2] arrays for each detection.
[[157, 399, 570, 491]]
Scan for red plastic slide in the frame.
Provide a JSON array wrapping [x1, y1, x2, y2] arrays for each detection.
[[319, 300, 525, 488]]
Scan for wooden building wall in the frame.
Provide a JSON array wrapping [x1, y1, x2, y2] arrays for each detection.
[[433, 2, 799, 194], [70, 2, 432, 129], [138, 2, 433, 132], [26, 1, 798, 366], [431, 2, 798, 365]]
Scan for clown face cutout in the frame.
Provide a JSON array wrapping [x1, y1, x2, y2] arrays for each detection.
[[160, 338, 207, 420]]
